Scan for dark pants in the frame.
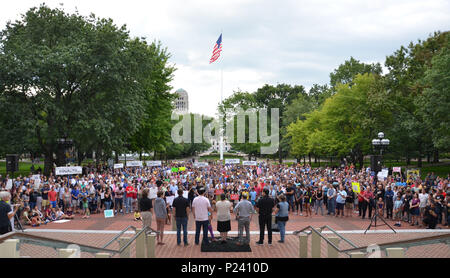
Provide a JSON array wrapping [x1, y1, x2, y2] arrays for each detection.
[[115, 198, 123, 211], [176, 217, 188, 245], [361, 201, 368, 219], [29, 202, 36, 210], [287, 197, 295, 212], [195, 220, 209, 245], [0, 224, 12, 235], [385, 199, 393, 219], [258, 215, 272, 243]]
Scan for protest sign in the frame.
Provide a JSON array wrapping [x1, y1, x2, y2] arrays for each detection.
[[114, 163, 124, 169], [104, 209, 114, 218], [146, 161, 162, 167], [127, 161, 143, 167], [396, 182, 407, 186], [149, 187, 158, 199], [183, 191, 189, 199], [351, 182, 361, 194], [55, 166, 82, 176], [242, 161, 257, 166], [377, 169, 388, 180], [225, 159, 240, 164], [179, 167, 186, 171], [166, 196, 175, 207], [215, 189, 224, 195], [406, 169, 420, 184], [171, 167, 179, 173], [230, 194, 239, 201], [194, 162, 208, 167], [393, 167, 401, 173]]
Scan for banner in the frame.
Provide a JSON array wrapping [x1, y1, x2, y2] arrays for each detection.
[[393, 167, 401, 173], [351, 182, 361, 194], [406, 169, 420, 183], [230, 194, 239, 201], [194, 162, 208, 167], [215, 189, 224, 195], [242, 161, 257, 166], [127, 161, 143, 167], [225, 159, 240, 164], [282, 159, 297, 163], [55, 166, 82, 176], [146, 161, 162, 167], [114, 163, 124, 169], [396, 182, 407, 186]]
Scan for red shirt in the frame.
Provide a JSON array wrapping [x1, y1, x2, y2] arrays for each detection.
[[48, 190, 58, 202], [126, 186, 134, 198]]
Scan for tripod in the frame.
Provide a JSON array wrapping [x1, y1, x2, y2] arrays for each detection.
[[364, 207, 396, 234], [14, 213, 24, 232]]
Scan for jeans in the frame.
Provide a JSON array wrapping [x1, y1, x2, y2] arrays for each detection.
[[176, 217, 188, 245], [195, 220, 210, 245], [327, 198, 336, 215], [258, 215, 272, 243], [287, 197, 295, 212], [237, 217, 250, 244], [115, 198, 123, 211], [315, 199, 324, 215], [385, 199, 393, 219], [277, 221, 286, 242], [104, 201, 112, 210], [29, 202, 36, 210], [125, 197, 133, 213]]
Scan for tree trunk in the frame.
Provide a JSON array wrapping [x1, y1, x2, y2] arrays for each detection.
[[433, 149, 439, 163], [406, 152, 411, 165], [314, 156, 317, 163], [77, 150, 84, 166], [56, 145, 66, 166], [318, 156, 320, 167], [43, 152, 54, 177], [418, 152, 423, 168], [308, 153, 311, 165], [358, 153, 364, 170], [427, 153, 431, 163], [115, 151, 119, 163]]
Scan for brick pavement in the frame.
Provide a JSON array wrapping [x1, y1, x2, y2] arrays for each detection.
[[18, 209, 450, 258]]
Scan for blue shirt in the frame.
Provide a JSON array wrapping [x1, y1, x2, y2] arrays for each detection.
[[276, 201, 289, 218], [250, 191, 257, 201], [71, 189, 79, 200]]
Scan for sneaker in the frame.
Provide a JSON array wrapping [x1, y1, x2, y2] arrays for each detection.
[[255, 241, 263, 245], [277, 240, 284, 243], [184, 243, 189, 246], [300, 213, 303, 216]]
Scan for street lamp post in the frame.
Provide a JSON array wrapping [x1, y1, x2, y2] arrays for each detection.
[[371, 132, 390, 177]]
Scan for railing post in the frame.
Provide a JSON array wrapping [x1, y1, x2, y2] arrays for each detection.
[[0, 239, 20, 258], [118, 237, 131, 258], [349, 252, 365, 258], [311, 228, 322, 258], [146, 233, 156, 258], [135, 229, 146, 258], [95, 253, 111, 258], [327, 237, 340, 258], [298, 234, 308, 258], [58, 248, 78, 258], [386, 248, 405, 258]]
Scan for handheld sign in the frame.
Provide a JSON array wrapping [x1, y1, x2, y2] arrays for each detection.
[[225, 159, 240, 164], [146, 161, 162, 167], [351, 182, 361, 194], [230, 194, 239, 201], [242, 161, 257, 166], [215, 189, 224, 195], [114, 163, 124, 169], [127, 161, 143, 167], [393, 167, 401, 173]]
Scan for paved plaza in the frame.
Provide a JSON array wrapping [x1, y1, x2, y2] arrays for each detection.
[[21, 210, 450, 258]]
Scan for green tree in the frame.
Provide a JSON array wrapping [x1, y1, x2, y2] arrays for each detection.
[[0, 5, 172, 175], [330, 56, 382, 89]]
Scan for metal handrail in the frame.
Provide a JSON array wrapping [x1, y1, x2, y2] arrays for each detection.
[[102, 225, 159, 249], [117, 226, 150, 254], [292, 225, 450, 257], [319, 225, 358, 248], [0, 231, 119, 255]]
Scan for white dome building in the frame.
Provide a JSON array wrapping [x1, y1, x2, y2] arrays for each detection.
[[174, 88, 189, 114]]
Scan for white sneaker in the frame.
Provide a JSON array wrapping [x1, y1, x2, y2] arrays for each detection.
[[300, 213, 303, 216]]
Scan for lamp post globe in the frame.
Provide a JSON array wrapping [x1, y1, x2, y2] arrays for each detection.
[[378, 132, 384, 139]]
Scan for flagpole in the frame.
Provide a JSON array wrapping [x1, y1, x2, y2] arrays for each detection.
[[219, 33, 224, 161]]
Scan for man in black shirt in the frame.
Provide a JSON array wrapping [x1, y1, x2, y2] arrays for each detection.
[[255, 188, 275, 245], [172, 189, 190, 246], [0, 192, 20, 235]]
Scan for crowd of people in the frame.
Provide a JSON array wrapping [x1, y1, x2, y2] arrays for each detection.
[[1, 162, 449, 246]]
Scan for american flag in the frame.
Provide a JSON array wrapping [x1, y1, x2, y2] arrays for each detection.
[[209, 34, 222, 64]]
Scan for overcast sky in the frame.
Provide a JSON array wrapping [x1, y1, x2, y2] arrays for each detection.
[[1, 0, 449, 116]]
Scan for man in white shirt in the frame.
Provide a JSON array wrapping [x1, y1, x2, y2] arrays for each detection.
[[418, 188, 429, 219], [192, 187, 212, 245]]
